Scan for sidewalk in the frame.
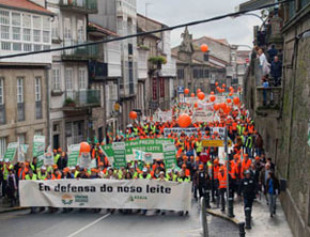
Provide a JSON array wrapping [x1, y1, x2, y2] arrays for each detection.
[[207, 196, 293, 237], [0, 198, 28, 214]]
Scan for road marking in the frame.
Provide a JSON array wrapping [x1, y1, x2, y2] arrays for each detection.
[[66, 213, 111, 237]]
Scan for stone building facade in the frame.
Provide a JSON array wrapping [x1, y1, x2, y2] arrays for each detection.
[[0, 0, 53, 159], [241, 1, 310, 236]]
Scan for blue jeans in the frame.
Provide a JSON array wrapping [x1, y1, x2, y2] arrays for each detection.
[[263, 89, 267, 106]]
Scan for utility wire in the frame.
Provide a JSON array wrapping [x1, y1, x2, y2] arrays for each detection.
[[0, 0, 293, 60]]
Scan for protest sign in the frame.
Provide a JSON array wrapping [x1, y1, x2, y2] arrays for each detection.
[[79, 152, 92, 169], [163, 127, 199, 137], [192, 110, 214, 123], [67, 144, 80, 167], [163, 143, 177, 169], [33, 135, 45, 158], [4, 142, 18, 161], [17, 144, 29, 162], [44, 152, 54, 166], [112, 142, 126, 169], [19, 179, 192, 212]]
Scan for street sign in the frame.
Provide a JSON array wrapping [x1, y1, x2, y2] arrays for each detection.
[[202, 140, 232, 147]]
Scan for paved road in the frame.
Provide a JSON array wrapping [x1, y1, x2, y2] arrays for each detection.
[[0, 202, 238, 237]]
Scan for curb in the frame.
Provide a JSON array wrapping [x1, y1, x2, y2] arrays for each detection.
[[0, 206, 29, 214], [207, 208, 241, 226]]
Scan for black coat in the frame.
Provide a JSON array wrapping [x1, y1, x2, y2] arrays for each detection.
[[57, 157, 68, 170], [241, 177, 256, 200]]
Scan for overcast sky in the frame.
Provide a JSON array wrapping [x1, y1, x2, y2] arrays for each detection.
[[136, 0, 262, 49]]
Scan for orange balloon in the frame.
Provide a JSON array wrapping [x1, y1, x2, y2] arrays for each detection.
[[233, 97, 240, 105], [227, 98, 232, 103], [178, 114, 192, 128], [216, 86, 220, 91], [224, 106, 231, 114], [200, 44, 209, 52], [184, 88, 190, 95], [229, 92, 233, 96], [229, 87, 233, 91], [80, 142, 91, 153], [191, 93, 195, 98], [210, 91, 215, 95], [129, 111, 137, 120], [222, 84, 226, 88], [194, 102, 198, 108], [196, 88, 201, 93], [221, 89, 225, 93], [219, 103, 226, 110], [197, 92, 205, 100], [213, 104, 220, 111], [215, 82, 218, 86], [210, 95, 216, 102]]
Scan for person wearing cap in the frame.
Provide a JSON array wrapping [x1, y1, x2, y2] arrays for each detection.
[[241, 154, 252, 178], [177, 170, 190, 183], [25, 169, 37, 180], [38, 166, 47, 180], [62, 168, 74, 179], [139, 168, 151, 180], [241, 170, 256, 229], [157, 171, 166, 181], [218, 166, 228, 213], [165, 169, 177, 182], [211, 158, 220, 204]]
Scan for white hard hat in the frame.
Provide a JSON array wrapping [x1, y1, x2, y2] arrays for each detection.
[[41, 166, 46, 170], [142, 168, 148, 172]]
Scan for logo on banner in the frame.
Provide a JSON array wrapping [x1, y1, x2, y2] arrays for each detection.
[[129, 195, 148, 202], [62, 194, 73, 205], [75, 195, 89, 206]]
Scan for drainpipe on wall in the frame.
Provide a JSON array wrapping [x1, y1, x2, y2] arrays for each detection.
[[45, 65, 51, 147]]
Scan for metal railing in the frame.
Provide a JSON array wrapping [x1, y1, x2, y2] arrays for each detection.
[[256, 86, 281, 110], [62, 41, 100, 60], [59, 0, 98, 13], [64, 90, 100, 108]]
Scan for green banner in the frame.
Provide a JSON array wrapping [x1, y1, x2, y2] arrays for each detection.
[[112, 142, 126, 169], [125, 139, 174, 155], [163, 143, 177, 169], [67, 144, 80, 167], [4, 142, 18, 162], [33, 135, 45, 158]]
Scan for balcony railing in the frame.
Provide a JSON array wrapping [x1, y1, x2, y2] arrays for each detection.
[[63, 90, 101, 109], [62, 41, 100, 61], [59, 0, 98, 14], [256, 87, 281, 110]]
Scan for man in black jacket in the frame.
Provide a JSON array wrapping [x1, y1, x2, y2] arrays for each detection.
[[57, 152, 68, 170], [241, 170, 256, 229], [196, 164, 211, 208]]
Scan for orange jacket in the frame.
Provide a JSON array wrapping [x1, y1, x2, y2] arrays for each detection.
[[218, 172, 227, 189]]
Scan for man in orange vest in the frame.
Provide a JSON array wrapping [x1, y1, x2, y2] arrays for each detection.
[[218, 167, 227, 213], [212, 159, 220, 204], [241, 154, 252, 178]]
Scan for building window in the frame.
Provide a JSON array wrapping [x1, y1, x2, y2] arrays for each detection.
[[77, 19, 84, 43], [52, 16, 59, 39], [43, 45, 50, 50], [78, 69, 87, 89], [177, 69, 184, 79], [52, 68, 61, 90], [0, 137, 6, 158], [34, 130, 43, 136], [12, 27, 21, 40], [204, 69, 209, 78], [152, 78, 157, 100], [1, 42, 10, 50], [12, 13, 21, 26], [17, 77, 25, 121], [128, 43, 133, 55], [0, 10, 10, 25], [23, 14, 31, 28], [0, 78, 3, 105], [160, 78, 165, 98], [43, 16, 50, 30], [65, 68, 73, 90], [204, 53, 209, 61], [34, 44, 41, 51], [1, 25, 9, 39], [17, 78, 24, 103], [64, 18, 72, 41], [17, 133, 26, 145], [0, 78, 5, 125], [33, 30, 41, 42], [13, 43, 22, 51], [33, 16, 41, 29], [23, 29, 31, 41], [23, 43, 32, 51], [35, 77, 41, 102], [43, 31, 50, 43]]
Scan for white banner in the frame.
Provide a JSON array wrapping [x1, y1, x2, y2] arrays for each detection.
[[19, 179, 192, 211], [192, 110, 214, 123], [163, 127, 199, 137]]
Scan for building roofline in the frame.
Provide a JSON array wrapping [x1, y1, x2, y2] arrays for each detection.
[[137, 13, 168, 28], [0, 1, 55, 16]]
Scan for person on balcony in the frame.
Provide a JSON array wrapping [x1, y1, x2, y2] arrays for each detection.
[[271, 56, 282, 86], [262, 77, 269, 106], [258, 48, 270, 77]]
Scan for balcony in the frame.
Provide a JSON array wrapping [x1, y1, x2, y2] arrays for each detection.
[[256, 87, 281, 115], [63, 90, 101, 111], [59, 0, 98, 14], [62, 41, 100, 61]]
